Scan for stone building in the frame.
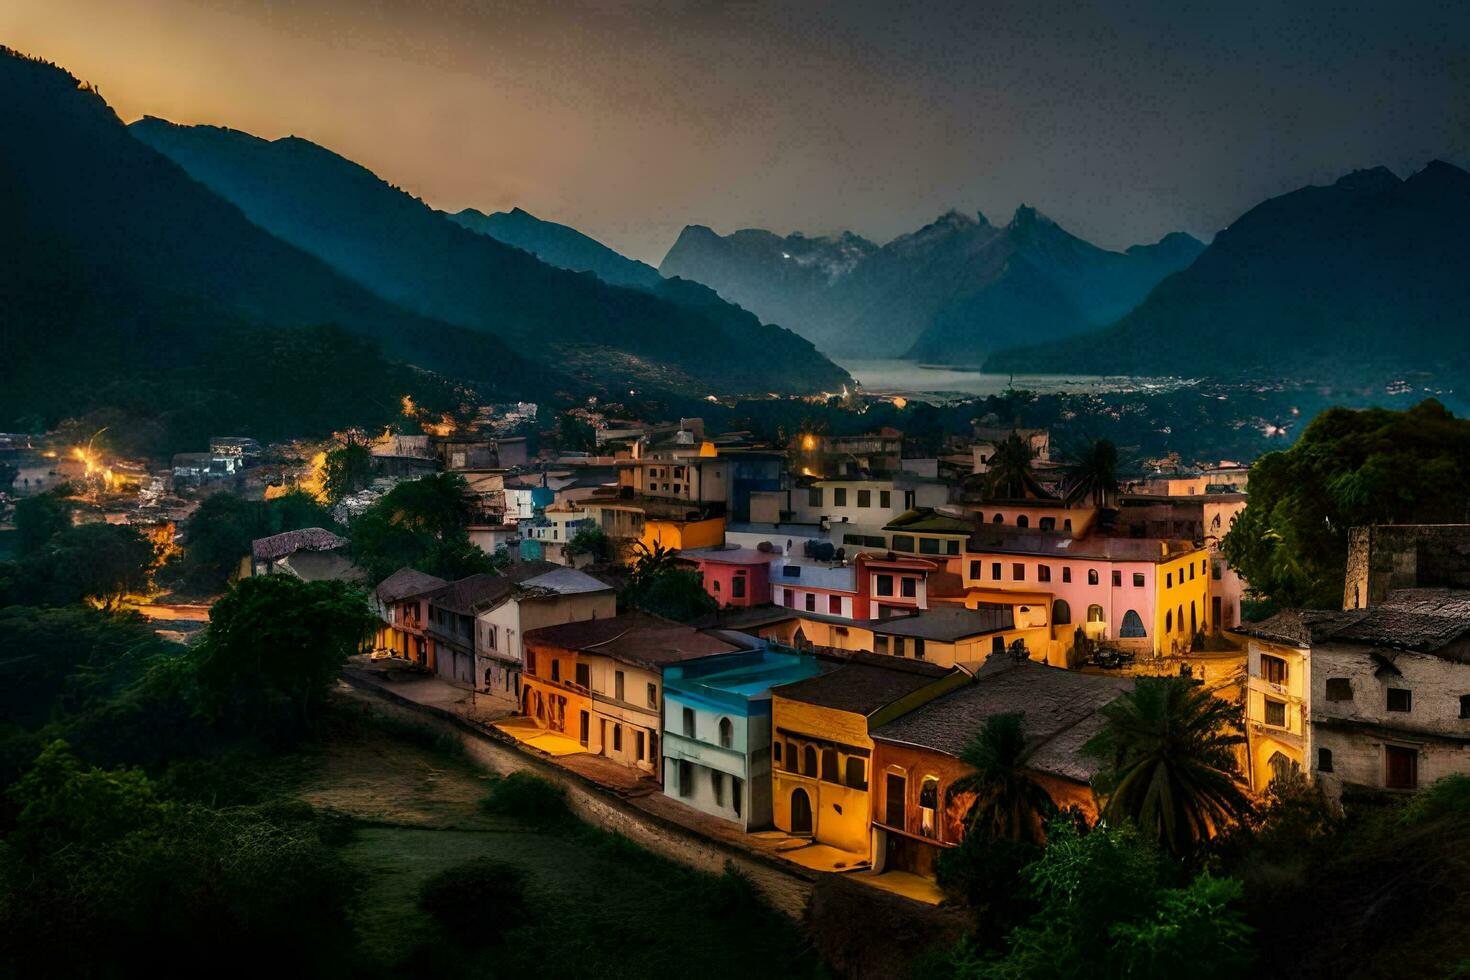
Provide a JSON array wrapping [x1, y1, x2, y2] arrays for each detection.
[[1344, 524, 1470, 610]]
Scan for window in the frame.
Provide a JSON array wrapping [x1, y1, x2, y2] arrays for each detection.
[[992, 636, 1005, 654], [1039, 517, 1055, 531], [615, 670, 625, 701], [804, 593, 816, 612], [1133, 573, 1145, 587], [970, 560, 981, 580], [880, 490, 891, 508], [1087, 604, 1105, 624], [1385, 745, 1418, 789], [846, 756, 867, 789], [829, 595, 842, 614], [612, 724, 622, 752], [711, 770, 724, 806], [1052, 599, 1072, 625], [809, 487, 823, 507], [919, 537, 942, 555], [732, 777, 743, 817], [1087, 569, 1099, 585], [1039, 564, 1051, 582], [485, 624, 497, 649], [1013, 563, 1025, 581], [857, 489, 871, 508], [1062, 567, 1072, 583], [1387, 688, 1412, 713], [1120, 610, 1147, 638], [891, 534, 916, 553], [1165, 610, 1173, 632], [783, 565, 801, 578], [575, 663, 590, 688], [1166, 573, 1173, 588], [648, 682, 658, 707], [785, 741, 798, 771], [991, 562, 1002, 580], [719, 717, 733, 748], [901, 577, 917, 598], [1318, 747, 1333, 772], [803, 745, 817, 776], [636, 729, 646, 760], [894, 637, 907, 657], [551, 660, 561, 683], [678, 759, 694, 797], [946, 540, 960, 557], [1264, 698, 1286, 727], [1109, 570, 1120, 587], [731, 575, 746, 598], [1017, 515, 1029, 528], [993, 513, 1004, 524], [834, 488, 848, 507], [683, 707, 696, 737], [773, 742, 782, 764], [526, 648, 536, 674], [822, 748, 839, 782], [918, 777, 939, 838], [1190, 563, 1196, 580], [876, 575, 894, 597], [1461, 695, 1470, 719], [875, 635, 889, 655], [1213, 562, 1223, 580]]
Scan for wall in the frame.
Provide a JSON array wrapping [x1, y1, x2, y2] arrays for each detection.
[[700, 559, 773, 607], [585, 654, 663, 772], [770, 697, 874, 855], [476, 591, 616, 702], [966, 504, 1096, 538], [663, 695, 762, 827], [1344, 525, 1470, 610], [1244, 637, 1309, 792], [642, 516, 726, 554]]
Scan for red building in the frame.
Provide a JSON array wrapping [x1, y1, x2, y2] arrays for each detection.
[[689, 546, 779, 607]]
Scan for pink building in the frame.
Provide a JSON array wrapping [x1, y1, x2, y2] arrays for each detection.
[[690, 547, 779, 607]]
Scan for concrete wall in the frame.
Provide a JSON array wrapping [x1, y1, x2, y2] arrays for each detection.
[[1344, 525, 1470, 610]]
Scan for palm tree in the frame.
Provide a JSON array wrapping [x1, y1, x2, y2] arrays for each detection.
[[984, 432, 1039, 500], [946, 713, 1058, 845], [1063, 437, 1120, 508], [1084, 676, 1251, 857]]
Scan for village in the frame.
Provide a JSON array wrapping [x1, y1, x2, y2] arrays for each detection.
[[8, 396, 1465, 917]]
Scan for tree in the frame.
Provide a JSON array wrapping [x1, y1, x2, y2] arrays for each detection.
[[14, 486, 72, 555], [1062, 438, 1120, 508], [192, 575, 375, 737], [418, 858, 529, 945], [1223, 399, 1470, 608], [946, 713, 1058, 846], [1084, 676, 1251, 858], [554, 412, 597, 453], [321, 435, 375, 504], [565, 526, 611, 563], [348, 473, 494, 583], [982, 433, 1043, 500], [31, 521, 156, 608], [620, 541, 717, 622], [174, 490, 338, 593]]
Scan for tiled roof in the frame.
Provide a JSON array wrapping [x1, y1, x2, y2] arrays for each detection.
[[771, 652, 955, 716], [869, 605, 1016, 641], [872, 655, 1130, 782], [525, 610, 740, 669], [884, 508, 975, 534], [251, 527, 347, 561], [1233, 589, 1470, 656], [966, 527, 1200, 562], [375, 567, 450, 602], [429, 561, 565, 613]]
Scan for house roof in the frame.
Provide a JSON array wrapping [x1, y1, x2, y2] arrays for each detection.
[[375, 567, 450, 602], [884, 508, 975, 535], [966, 527, 1200, 562], [515, 566, 616, 599], [251, 527, 348, 561], [524, 610, 741, 669], [684, 546, 782, 566], [871, 655, 1130, 782], [428, 561, 566, 614], [279, 549, 366, 584], [688, 605, 801, 631], [868, 605, 1016, 642], [1232, 589, 1470, 657], [771, 652, 956, 716]]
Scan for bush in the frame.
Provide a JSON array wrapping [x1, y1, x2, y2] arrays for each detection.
[[480, 771, 571, 825], [418, 858, 529, 945]]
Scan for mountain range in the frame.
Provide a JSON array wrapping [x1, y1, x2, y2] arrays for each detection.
[[658, 209, 1205, 363], [448, 207, 664, 291], [129, 118, 847, 396], [984, 162, 1470, 381]]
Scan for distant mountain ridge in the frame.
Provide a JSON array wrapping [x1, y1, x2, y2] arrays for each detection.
[[131, 118, 848, 395], [984, 162, 1470, 382], [659, 208, 1203, 362], [448, 206, 664, 291]]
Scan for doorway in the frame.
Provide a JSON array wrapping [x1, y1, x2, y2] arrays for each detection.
[[790, 787, 813, 834]]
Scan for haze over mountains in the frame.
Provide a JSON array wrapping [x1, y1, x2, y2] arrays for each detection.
[[985, 162, 1470, 381], [659, 209, 1205, 364]]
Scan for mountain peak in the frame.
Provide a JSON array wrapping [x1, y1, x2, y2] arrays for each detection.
[[1333, 166, 1400, 191], [1405, 159, 1470, 194], [1008, 203, 1056, 230]]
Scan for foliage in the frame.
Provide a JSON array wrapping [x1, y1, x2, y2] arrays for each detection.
[[35, 521, 156, 608], [554, 412, 598, 453], [480, 771, 572, 825], [418, 858, 529, 945], [173, 490, 337, 593], [565, 525, 611, 562], [1223, 399, 1470, 607], [1062, 437, 1120, 507], [933, 831, 1041, 943], [946, 713, 1058, 846], [348, 472, 497, 583], [13, 486, 71, 556], [1084, 676, 1251, 858], [983, 432, 1037, 500], [321, 435, 376, 505], [620, 541, 717, 622], [193, 576, 375, 740]]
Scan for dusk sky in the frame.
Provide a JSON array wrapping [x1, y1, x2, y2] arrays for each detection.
[[8, 0, 1468, 263]]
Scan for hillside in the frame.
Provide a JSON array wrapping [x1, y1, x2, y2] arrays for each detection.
[[985, 163, 1470, 381], [659, 210, 1201, 361], [0, 46, 555, 450], [449, 207, 663, 290], [131, 119, 848, 395]]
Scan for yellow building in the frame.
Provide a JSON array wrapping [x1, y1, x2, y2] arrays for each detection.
[[769, 654, 969, 858], [1231, 625, 1310, 793], [641, 514, 725, 554]]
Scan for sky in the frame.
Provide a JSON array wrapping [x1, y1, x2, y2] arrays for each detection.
[[7, 0, 1468, 264]]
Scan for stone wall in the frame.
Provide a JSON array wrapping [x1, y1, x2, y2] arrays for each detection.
[[1345, 524, 1470, 609]]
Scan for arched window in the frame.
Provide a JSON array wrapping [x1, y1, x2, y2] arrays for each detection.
[[1017, 515, 1029, 528], [822, 748, 839, 782], [1177, 604, 1184, 633], [718, 717, 733, 748], [1120, 610, 1147, 638], [1087, 569, 1099, 585], [1190, 602, 1197, 635], [1039, 517, 1055, 531], [1087, 604, 1105, 624], [992, 513, 1004, 524], [1063, 519, 1072, 531], [918, 777, 940, 838], [1052, 599, 1072, 625], [1165, 609, 1173, 632], [712, 580, 721, 593], [803, 745, 817, 777]]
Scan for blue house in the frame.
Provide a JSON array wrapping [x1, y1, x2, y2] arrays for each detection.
[[661, 647, 826, 829]]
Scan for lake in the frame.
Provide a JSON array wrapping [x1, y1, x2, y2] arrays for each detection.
[[832, 358, 1192, 401]]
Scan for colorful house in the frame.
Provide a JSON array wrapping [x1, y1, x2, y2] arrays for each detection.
[[768, 654, 970, 857], [687, 546, 780, 607], [370, 567, 449, 669], [868, 606, 1048, 669], [869, 655, 1128, 877], [662, 648, 826, 829]]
